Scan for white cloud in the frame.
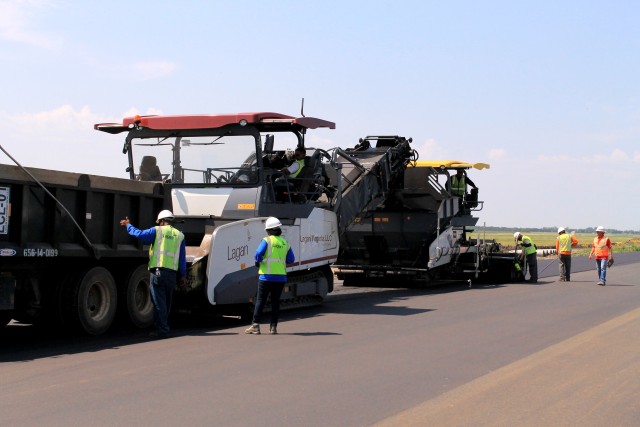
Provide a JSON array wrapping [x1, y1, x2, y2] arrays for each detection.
[[122, 107, 165, 118], [0, 105, 141, 177], [2, 105, 166, 136], [538, 148, 640, 164], [610, 148, 630, 162], [0, 0, 62, 49], [4, 105, 105, 137]]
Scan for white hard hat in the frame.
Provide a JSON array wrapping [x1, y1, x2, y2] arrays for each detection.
[[513, 232, 521, 239], [265, 217, 282, 230], [596, 225, 605, 233], [558, 227, 566, 234], [156, 209, 174, 223]]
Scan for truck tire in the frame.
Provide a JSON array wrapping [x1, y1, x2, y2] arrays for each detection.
[[68, 267, 117, 335], [322, 265, 334, 293], [124, 265, 153, 329]]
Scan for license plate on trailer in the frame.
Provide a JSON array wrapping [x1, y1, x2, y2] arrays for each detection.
[[0, 186, 9, 235]]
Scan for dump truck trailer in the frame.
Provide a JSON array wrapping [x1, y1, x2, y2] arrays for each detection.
[[0, 165, 164, 334]]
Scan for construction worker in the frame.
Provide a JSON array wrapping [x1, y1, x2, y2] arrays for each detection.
[[120, 210, 187, 338], [450, 169, 477, 197], [245, 217, 295, 335], [555, 227, 578, 282], [280, 147, 307, 179], [274, 147, 308, 202], [514, 232, 538, 283], [588, 225, 613, 286]]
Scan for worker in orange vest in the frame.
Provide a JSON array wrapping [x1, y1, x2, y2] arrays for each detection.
[[588, 225, 614, 286], [555, 227, 578, 282]]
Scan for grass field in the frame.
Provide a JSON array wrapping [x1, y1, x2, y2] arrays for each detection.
[[469, 231, 640, 257]]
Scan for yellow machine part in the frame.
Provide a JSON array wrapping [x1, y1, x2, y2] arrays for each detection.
[[413, 160, 490, 170]]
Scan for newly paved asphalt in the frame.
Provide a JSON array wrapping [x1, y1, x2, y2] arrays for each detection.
[[1, 254, 639, 426]]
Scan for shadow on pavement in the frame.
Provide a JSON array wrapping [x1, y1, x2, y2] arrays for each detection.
[[3, 253, 638, 363]]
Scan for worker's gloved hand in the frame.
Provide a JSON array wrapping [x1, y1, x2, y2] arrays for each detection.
[[179, 277, 188, 289], [255, 261, 260, 268], [607, 259, 614, 268]]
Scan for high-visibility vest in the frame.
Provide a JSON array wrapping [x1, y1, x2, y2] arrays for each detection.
[[557, 233, 573, 254], [149, 225, 184, 271], [289, 159, 306, 178], [451, 175, 466, 196], [593, 236, 610, 259], [522, 235, 537, 255], [258, 235, 290, 276]]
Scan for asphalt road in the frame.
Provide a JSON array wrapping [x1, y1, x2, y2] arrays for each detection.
[[1, 254, 639, 427]]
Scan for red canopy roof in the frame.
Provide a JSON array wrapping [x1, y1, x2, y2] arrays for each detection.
[[95, 112, 335, 134]]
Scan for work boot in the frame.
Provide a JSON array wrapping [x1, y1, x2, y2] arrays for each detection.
[[245, 323, 260, 334], [559, 277, 565, 282], [270, 325, 278, 335]]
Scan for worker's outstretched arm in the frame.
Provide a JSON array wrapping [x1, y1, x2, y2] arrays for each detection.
[[466, 176, 477, 189]]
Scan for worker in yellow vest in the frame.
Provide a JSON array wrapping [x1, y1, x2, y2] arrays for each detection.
[[245, 217, 295, 335], [274, 147, 308, 202], [120, 210, 186, 338], [450, 169, 477, 197], [280, 147, 307, 179], [588, 225, 613, 286], [555, 227, 578, 282], [514, 232, 538, 283]]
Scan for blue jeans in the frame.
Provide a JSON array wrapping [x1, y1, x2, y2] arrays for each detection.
[[596, 259, 608, 283], [252, 280, 285, 326], [149, 268, 177, 335]]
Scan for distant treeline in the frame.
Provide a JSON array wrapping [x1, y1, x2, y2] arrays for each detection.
[[483, 226, 639, 234]]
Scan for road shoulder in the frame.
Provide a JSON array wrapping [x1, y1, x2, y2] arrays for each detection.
[[374, 306, 640, 427]]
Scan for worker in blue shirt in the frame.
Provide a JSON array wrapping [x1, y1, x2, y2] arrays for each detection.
[[245, 217, 295, 335], [120, 210, 187, 338]]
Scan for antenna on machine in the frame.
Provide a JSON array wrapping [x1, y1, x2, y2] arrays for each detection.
[[300, 97, 305, 117]]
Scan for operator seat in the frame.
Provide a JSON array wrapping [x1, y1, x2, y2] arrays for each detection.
[[295, 156, 315, 194], [296, 153, 328, 201], [139, 156, 163, 181]]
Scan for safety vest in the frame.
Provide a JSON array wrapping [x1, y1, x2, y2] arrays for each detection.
[[451, 175, 466, 196], [289, 159, 306, 178], [557, 233, 573, 254], [522, 235, 537, 256], [258, 235, 290, 276], [593, 236, 610, 259], [148, 225, 184, 271]]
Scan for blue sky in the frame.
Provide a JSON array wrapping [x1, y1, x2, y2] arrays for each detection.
[[1, 0, 638, 230]]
